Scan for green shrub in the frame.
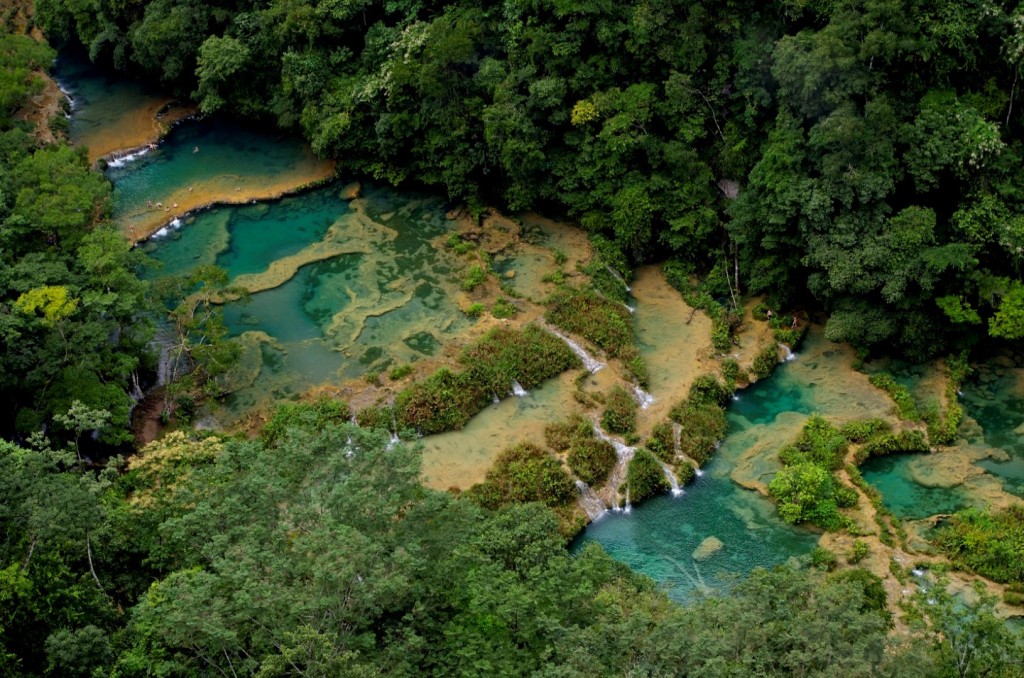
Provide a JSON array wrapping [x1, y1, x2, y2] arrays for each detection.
[[355, 404, 394, 431], [1003, 590, 1024, 606], [721, 358, 743, 388], [618, 344, 649, 388], [752, 302, 770, 321], [445, 232, 475, 254], [262, 397, 351, 444], [646, 421, 675, 463], [868, 373, 920, 421], [462, 264, 488, 292], [849, 540, 870, 564], [394, 325, 580, 434], [389, 364, 413, 380], [751, 344, 780, 379], [810, 546, 838, 572], [934, 506, 1024, 583], [626, 449, 670, 503], [461, 324, 582, 392], [840, 418, 891, 443], [545, 285, 633, 357], [491, 297, 517, 319], [676, 462, 696, 485], [669, 400, 727, 465], [552, 248, 568, 266], [777, 417, 849, 471], [394, 368, 478, 434], [711, 316, 732, 351], [601, 385, 638, 435], [544, 413, 591, 451], [769, 462, 851, 531], [688, 373, 732, 408], [567, 438, 618, 485], [465, 302, 484, 317], [467, 443, 576, 509], [859, 430, 929, 459]]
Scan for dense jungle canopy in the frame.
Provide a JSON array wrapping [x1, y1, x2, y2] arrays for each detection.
[[35, 0, 1024, 359], [3, 0, 1024, 675]]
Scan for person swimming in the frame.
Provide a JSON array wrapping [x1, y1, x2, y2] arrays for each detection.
[[193, 146, 199, 153]]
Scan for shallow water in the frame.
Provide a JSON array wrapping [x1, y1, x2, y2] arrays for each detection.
[[146, 184, 473, 424], [574, 328, 890, 599], [961, 362, 1024, 498], [54, 48, 182, 163], [107, 118, 334, 239], [860, 455, 970, 519]]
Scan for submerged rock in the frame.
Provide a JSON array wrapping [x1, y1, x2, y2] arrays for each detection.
[[692, 536, 724, 561], [340, 181, 362, 200]]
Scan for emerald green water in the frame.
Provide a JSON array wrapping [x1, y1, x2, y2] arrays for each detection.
[[859, 354, 1024, 516], [574, 329, 896, 600], [573, 365, 820, 600], [141, 189, 344, 279], [143, 181, 469, 421], [962, 360, 1024, 498], [106, 118, 327, 225], [860, 455, 970, 519]]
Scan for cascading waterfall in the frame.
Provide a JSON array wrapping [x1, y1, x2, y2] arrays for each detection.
[[511, 380, 528, 397], [544, 324, 605, 373], [594, 422, 637, 511], [660, 462, 684, 497], [576, 480, 608, 521], [779, 343, 797, 361], [633, 385, 655, 410], [605, 264, 631, 292]]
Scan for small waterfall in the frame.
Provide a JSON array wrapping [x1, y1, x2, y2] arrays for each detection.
[[545, 324, 605, 373], [170, 217, 182, 229], [672, 422, 682, 456], [633, 385, 655, 410], [779, 343, 797, 361], [694, 468, 704, 477], [623, 485, 632, 513], [594, 422, 636, 510], [387, 431, 401, 450], [606, 264, 631, 292], [511, 380, 528, 397], [622, 302, 635, 314], [576, 480, 608, 521], [492, 393, 501, 404], [661, 462, 684, 497], [107, 146, 152, 168], [129, 372, 144, 402]]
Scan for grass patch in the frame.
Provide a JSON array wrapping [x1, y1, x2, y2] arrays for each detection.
[[567, 438, 617, 486], [262, 397, 351, 445], [668, 400, 727, 465], [491, 297, 517, 319], [933, 506, 1024, 583], [462, 264, 488, 292], [868, 372, 920, 421], [545, 285, 632, 357], [601, 385, 637, 435], [544, 413, 592, 451], [926, 352, 970, 446], [394, 325, 581, 434], [389, 364, 414, 381]]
